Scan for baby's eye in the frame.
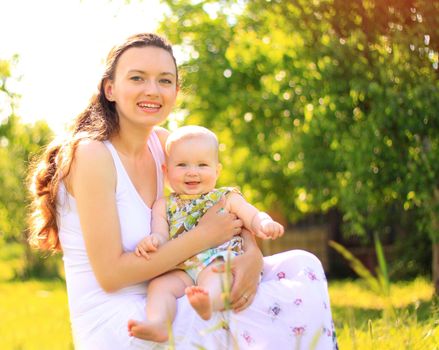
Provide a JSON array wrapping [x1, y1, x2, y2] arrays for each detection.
[[176, 163, 186, 167], [199, 163, 209, 167]]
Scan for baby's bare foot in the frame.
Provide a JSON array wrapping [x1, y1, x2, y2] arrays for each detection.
[[185, 286, 212, 320], [127, 319, 168, 342]]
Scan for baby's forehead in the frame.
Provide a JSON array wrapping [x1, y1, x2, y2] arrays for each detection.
[[167, 135, 219, 162], [167, 133, 218, 152]]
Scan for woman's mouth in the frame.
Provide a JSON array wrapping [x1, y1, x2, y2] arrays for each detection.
[[137, 102, 161, 112]]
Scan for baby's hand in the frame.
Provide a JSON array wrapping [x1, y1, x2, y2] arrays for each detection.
[[259, 219, 284, 240], [135, 235, 160, 259]]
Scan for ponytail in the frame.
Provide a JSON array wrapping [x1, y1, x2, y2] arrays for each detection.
[[28, 141, 62, 251]]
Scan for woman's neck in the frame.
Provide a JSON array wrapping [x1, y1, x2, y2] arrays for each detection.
[[110, 124, 153, 157]]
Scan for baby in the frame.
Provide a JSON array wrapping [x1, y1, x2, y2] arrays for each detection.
[[128, 125, 284, 342]]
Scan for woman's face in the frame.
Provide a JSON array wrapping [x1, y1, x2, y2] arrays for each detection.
[[105, 46, 178, 129]]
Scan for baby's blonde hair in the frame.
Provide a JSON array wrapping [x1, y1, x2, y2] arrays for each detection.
[[165, 125, 219, 160]]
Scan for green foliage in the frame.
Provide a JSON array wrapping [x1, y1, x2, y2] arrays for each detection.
[[159, 1, 439, 250], [374, 233, 390, 297], [0, 115, 53, 240], [0, 57, 56, 278]]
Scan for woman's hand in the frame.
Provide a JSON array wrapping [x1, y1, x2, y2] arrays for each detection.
[[197, 197, 243, 248], [214, 229, 263, 312]]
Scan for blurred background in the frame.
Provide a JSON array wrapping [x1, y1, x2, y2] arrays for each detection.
[[0, 0, 438, 349]]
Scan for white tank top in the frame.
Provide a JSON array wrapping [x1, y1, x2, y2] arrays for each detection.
[[57, 130, 165, 323]]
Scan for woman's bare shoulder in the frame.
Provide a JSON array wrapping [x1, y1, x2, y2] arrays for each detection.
[[153, 126, 169, 149], [66, 140, 115, 193], [74, 139, 112, 164]]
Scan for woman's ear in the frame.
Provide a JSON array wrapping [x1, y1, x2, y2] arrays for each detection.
[[104, 79, 115, 101]]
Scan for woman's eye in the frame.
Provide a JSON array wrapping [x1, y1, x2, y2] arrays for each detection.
[[160, 78, 173, 84], [130, 76, 143, 82]]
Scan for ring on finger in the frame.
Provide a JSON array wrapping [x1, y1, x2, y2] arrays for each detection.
[[242, 294, 249, 302]]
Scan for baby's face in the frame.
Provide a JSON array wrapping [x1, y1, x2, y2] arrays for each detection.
[[165, 137, 220, 195]]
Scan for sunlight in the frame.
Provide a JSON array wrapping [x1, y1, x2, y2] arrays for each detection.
[[0, 0, 166, 134]]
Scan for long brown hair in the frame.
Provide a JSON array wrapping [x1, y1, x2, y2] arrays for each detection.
[[27, 33, 178, 251]]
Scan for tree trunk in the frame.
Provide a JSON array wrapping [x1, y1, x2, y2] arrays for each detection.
[[434, 242, 439, 295]]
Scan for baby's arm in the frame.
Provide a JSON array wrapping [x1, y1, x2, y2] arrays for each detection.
[[135, 198, 169, 259], [227, 193, 284, 240]]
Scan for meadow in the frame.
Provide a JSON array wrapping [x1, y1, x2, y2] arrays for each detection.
[[0, 244, 437, 350]]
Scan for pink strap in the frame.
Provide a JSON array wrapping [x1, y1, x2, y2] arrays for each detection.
[[147, 129, 165, 199]]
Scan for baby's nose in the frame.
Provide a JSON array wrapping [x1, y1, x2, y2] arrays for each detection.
[[186, 166, 197, 175]]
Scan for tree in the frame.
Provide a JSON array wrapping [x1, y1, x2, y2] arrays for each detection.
[[159, 0, 439, 290], [0, 58, 57, 278]]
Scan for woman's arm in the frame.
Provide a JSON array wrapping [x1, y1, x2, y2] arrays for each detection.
[[228, 229, 264, 312], [222, 194, 266, 310], [69, 141, 242, 292]]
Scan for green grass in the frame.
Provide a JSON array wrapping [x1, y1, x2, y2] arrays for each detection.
[[330, 278, 438, 350], [0, 279, 73, 350], [0, 243, 72, 350], [0, 243, 438, 349]]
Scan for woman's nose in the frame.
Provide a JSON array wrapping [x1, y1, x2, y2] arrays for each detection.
[[143, 80, 159, 95]]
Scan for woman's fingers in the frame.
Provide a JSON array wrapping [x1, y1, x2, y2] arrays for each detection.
[[228, 250, 262, 312], [232, 292, 255, 313], [216, 196, 227, 211], [199, 197, 243, 244], [207, 196, 227, 215]]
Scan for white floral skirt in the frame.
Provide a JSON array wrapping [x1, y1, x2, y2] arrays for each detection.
[[73, 250, 338, 350]]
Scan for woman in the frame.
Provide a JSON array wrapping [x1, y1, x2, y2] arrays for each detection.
[[28, 33, 337, 349]]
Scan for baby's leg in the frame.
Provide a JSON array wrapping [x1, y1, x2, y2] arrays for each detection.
[[185, 264, 227, 320], [128, 270, 193, 342]]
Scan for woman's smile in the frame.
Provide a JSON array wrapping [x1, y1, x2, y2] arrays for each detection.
[[137, 100, 162, 113]]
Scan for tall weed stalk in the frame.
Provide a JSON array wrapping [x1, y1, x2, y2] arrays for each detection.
[[329, 234, 396, 320]]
